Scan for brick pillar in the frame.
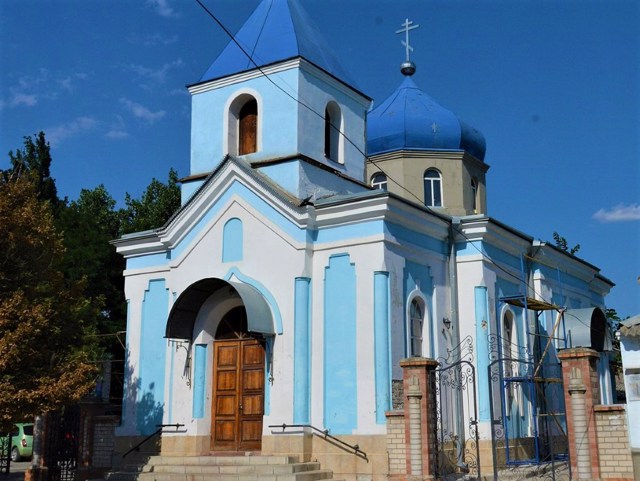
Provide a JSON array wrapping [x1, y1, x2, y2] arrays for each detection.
[[558, 348, 600, 481], [400, 358, 439, 480]]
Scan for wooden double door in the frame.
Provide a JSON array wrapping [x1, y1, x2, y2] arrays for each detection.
[[211, 338, 265, 452]]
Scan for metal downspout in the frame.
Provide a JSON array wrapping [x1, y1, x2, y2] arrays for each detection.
[[449, 218, 464, 467]]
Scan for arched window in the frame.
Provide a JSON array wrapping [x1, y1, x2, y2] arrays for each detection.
[[471, 178, 478, 213], [501, 308, 522, 416], [371, 172, 387, 191], [324, 101, 342, 163], [228, 94, 259, 156], [222, 218, 243, 262], [409, 298, 424, 357], [239, 99, 257, 155], [424, 169, 443, 207]]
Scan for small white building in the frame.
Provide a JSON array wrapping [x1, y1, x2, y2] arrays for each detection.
[[112, 0, 615, 478], [620, 314, 640, 477]]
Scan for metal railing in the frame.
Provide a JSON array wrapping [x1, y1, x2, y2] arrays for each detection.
[[122, 423, 184, 458], [268, 423, 367, 461]]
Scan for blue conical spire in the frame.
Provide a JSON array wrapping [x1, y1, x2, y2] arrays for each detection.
[[198, 0, 358, 89]]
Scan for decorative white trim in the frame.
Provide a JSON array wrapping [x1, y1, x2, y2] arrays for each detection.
[[189, 58, 370, 107]]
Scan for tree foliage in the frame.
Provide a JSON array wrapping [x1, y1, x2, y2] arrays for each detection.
[[57, 186, 126, 352], [120, 168, 181, 234], [552, 231, 581, 256], [5, 132, 59, 207], [0, 131, 182, 428], [0, 175, 96, 431]]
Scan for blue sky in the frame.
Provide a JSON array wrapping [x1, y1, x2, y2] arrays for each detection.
[[1, 0, 638, 317]]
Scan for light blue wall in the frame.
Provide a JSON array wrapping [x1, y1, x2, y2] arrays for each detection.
[[193, 344, 207, 419], [181, 179, 205, 206], [374, 272, 391, 424], [222, 218, 243, 262], [386, 222, 446, 255], [258, 159, 370, 200], [324, 254, 357, 433], [137, 279, 168, 435], [190, 70, 300, 175], [293, 277, 311, 424]]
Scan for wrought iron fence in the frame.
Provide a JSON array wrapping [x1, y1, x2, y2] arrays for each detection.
[[0, 433, 10, 475]]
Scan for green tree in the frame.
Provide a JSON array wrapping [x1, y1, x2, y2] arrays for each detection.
[[0, 175, 96, 431], [57, 186, 126, 353], [552, 231, 581, 256], [120, 168, 181, 234], [4, 132, 60, 207]]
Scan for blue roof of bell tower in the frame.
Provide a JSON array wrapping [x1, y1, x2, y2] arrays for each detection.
[[197, 0, 359, 90], [367, 75, 486, 161]]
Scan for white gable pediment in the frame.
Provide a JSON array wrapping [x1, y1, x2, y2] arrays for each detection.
[[113, 157, 313, 261]]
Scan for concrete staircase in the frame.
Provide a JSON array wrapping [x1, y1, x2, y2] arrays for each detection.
[[105, 455, 343, 481]]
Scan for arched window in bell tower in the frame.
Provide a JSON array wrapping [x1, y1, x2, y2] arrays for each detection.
[[227, 93, 259, 156], [423, 169, 443, 207], [471, 177, 478, 213], [324, 101, 342, 163], [238, 99, 257, 155]]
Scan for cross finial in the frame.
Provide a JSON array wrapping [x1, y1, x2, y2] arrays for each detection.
[[396, 18, 420, 63]]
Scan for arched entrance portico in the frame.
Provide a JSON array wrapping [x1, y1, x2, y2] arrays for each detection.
[[165, 278, 275, 453]]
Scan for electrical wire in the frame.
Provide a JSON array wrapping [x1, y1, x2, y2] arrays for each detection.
[[194, 0, 609, 337]]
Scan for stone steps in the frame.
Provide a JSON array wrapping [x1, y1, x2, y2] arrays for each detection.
[[104, 455, 343, 481]]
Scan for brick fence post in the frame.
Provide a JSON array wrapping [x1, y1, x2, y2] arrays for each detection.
[[558, 348, 601, 481], [400, 358, 439, 480]]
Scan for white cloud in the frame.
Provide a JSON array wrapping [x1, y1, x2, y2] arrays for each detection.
[[106, 130, 130, 139], [593, 203, 640, 222], [46, 117, 98, 146], [105, 115, 130, 139], [10, 92, 38, 107], [119, 98, 166, 124], [147, 0, 178, 18], [126, 59, 183, 86]]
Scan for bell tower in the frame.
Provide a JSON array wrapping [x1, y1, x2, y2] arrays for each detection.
[[182, 0, 371, 203]]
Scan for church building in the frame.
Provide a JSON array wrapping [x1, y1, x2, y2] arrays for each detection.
[[112, 1, 615, 479]]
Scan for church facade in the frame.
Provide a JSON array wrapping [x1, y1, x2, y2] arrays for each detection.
[[112, 0, 614, 478]]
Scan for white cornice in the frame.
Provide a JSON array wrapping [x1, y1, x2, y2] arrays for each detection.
[[188, 58, 371, 107]]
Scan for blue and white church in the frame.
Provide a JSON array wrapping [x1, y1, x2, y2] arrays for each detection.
[[113, 1, 615, 479]]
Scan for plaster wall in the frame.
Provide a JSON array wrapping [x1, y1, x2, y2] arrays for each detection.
[[298, 67, 369, 182], [189, 68, 300, 175], [366, 151, 488, 216]]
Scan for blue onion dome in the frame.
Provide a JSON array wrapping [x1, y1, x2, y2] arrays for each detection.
[[367, 76, 486, 161]]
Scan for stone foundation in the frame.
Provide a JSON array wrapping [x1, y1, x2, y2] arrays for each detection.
[[262, 432, 388, 481]]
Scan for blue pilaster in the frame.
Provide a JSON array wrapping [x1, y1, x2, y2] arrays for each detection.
[[138, 279, 168, 434], [374, 272, 391, 424], [293, 277, 311, 424], [475, 286, 490, 422], [193, 344, 207, 418], [324, 254, 357, 433]]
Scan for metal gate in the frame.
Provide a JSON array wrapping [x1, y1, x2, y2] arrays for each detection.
[[431, 336, 480, 480], [0, 433, 10, 474], [45, 406, 81, 481], [488, 357, 570, 481]]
